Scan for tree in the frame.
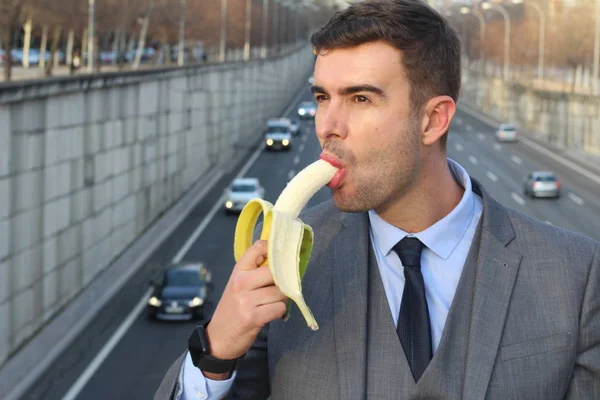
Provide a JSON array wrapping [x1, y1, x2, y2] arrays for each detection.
[[0, 0, 30, 80]]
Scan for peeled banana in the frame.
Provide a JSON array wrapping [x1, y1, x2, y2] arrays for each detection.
[[233, 159, 338, 330]]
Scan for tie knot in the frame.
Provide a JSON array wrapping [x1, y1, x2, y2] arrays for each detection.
[[393, 237, 424, 268]]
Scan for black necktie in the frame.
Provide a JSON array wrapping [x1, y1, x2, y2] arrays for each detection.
[[393, 237, 432, 382]]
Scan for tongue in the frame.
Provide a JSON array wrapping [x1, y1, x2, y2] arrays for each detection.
[[327, 169, 344, 189]]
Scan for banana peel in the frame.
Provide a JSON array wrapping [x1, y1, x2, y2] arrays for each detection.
[[233, 159, 338, 331]]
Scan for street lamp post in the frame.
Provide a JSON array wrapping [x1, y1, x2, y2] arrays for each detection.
[[593, 0, 600, 92], [272, 0, 279, 53], [460, 6, 486, 68], [219, 0, 228, 62], [244, 0, 252, 60], [281, 0, 300, 47], [261, 0, 269, 58], [178, 0, 186, 66], [88, 0, 95, 72], [482, 2, 511, 81], [513, 0, 545, 80]]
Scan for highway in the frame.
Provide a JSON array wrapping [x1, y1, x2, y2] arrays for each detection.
[[20, 87, 600, 400]]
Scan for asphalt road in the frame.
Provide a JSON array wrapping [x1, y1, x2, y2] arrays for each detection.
[[19, 89, 600, 400]]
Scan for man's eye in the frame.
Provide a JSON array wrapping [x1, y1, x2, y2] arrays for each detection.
[[315, 95, 328, 102], [355, 95, 369, 103]]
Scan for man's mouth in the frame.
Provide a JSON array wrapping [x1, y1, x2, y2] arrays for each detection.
[[319, 152, 346, 189]]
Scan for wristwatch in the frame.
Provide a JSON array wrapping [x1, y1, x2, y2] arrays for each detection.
[[188, 319, 242, 374]]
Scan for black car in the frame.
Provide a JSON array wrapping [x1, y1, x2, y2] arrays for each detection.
[[147, 263, 213, 321]]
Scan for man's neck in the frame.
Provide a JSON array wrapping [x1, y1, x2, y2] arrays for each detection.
[[375, 157, 465, 233]]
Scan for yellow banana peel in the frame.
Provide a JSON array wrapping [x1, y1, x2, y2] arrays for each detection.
[[233, 159, 338, 331]]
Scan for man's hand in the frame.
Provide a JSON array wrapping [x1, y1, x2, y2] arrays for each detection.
[[202, 240, 287, 379]]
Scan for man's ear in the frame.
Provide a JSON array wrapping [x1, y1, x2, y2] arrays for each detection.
[[420, 96, 456, 147]]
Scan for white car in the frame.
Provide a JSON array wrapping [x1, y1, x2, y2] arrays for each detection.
[[224, 178, 265, 214], [495, 124, 518, 142], [264, 118, 293, 151]]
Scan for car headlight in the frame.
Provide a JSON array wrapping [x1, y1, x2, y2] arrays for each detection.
[[282, 139, 289, 146], [225, 200, 233, 208], [188, 297, 204, 307], [266, 139, 274, 146], [298, 109, 306, 115], [148, 297, 162, 307]]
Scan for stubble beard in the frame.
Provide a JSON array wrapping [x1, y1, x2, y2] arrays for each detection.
[[331, 119, 421, 214]]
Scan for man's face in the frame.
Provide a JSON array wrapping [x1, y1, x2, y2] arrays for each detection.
[[312, 41, 423, 213]]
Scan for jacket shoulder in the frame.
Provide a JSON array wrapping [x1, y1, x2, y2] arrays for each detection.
[[504, 207, 599, 279]]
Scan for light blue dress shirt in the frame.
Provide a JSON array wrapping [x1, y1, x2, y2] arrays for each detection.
[[178, 158, 484, 400]]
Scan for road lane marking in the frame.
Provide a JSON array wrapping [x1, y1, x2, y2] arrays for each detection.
[[468, 156, 478, 165], [293, 155, 300, 165], [60, 82, 312, 400], [511, 155, 522, 165], [455, 143, 463, 151], [298, 144, 305, 152], [511, 192, 525, 206], [172, 144, 265, 264], [288, 170, 296, 180], [61, 287, 154, 400], [493, 143, 502, 151], [568, 192, 585, 206], [477, 133, 485, 141], [455, 117, 463, 125], [486, 171, 498, 182], [459, 104, 600, 186], [466, 124, 473, 132]]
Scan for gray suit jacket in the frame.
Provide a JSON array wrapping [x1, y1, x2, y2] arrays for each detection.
[[155, 178, 600, 399]]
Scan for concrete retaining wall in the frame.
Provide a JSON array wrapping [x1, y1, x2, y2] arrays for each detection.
[[461, 68, 600, 156], [0, 44, 315, 366]]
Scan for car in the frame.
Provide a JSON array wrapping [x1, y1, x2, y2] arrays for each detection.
[[147, 263, 213, 321], [523, 171, 561, 198], [224, 177, 265, 214], [289, 119, 302, 136], [297, 101, 317, 119], [264, 118, 293, 151], [495, 123, 518, 142]]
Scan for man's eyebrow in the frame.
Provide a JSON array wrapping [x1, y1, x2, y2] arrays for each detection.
[[310, 84, 387, 98], [339, 85, 387, 98], [311, 85, 327, 95]]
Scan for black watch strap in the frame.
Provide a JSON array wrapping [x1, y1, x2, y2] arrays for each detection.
[[188, 319, 241, 374], [195, 352, 239, 374]]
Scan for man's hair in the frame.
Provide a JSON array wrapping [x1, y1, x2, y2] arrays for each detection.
[[310, 0, 461, 116]]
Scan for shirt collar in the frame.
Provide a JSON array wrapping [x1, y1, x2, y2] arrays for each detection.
[[368, 158, 475, 260]]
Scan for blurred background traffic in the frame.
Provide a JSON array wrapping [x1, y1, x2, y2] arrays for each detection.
[[1, 0, 599, 399]]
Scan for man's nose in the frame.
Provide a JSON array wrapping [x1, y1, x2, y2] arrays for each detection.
[[315, 102, 348, 141]]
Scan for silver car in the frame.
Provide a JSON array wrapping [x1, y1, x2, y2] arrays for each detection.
[[224, 177, 265, 214], [523, 171, 561, 198], [495, 124, 518, 142]]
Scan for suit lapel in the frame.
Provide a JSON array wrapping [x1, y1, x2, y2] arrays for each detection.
[[462, 179, 523, 399], [331, 212, 370, 400]]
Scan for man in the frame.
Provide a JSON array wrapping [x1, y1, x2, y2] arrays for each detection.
[[156, 0, 600, 399]]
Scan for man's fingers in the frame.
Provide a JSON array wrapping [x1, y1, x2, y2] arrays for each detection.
[[240, 264, 276, 290], [249, 285, 288, 307], [235, 240, 268, 271], [256, 301, 288, 326]]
